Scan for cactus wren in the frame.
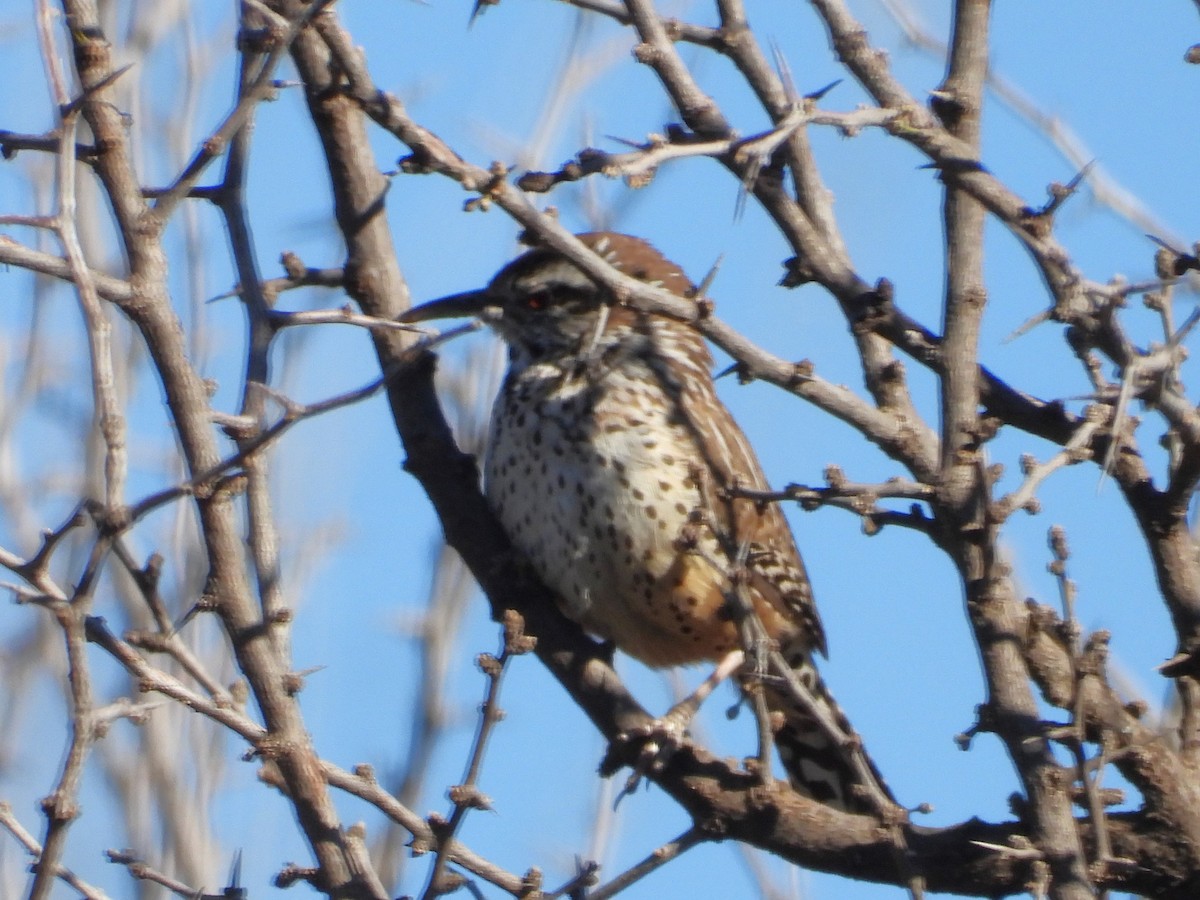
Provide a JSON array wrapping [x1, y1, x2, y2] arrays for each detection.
[[403, 232, 879, 811]]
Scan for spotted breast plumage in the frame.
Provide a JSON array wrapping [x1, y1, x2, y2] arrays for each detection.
[[403, 232, 883, 811]]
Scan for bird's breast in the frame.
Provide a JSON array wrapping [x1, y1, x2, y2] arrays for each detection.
[[483, 363, 757, 667]]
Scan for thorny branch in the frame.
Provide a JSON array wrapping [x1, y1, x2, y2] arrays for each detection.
[[335, 0, 1200, 894], [88, 616, 531, 896], [0, 803, 110, 900], [22, 8, 117, 895], [3, 0, 1200, 898], [516, 104, 900, 194], [584, 827, 706, 900], [104, 849, 214, 899], [118, 348, 464, 536], [419, 615, 534, 900], [729, 469, 937, 536]]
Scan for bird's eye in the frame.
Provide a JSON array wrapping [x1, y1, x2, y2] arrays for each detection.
[[524, 291, 549, 310]]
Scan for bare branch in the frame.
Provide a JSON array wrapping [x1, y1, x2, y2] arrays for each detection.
[[0, 802, 111, 900]]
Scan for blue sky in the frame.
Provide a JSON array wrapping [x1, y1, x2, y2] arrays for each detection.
[[2, 1, 1199, 898]]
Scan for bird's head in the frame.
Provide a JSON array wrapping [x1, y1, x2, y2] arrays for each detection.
[[401, 232, 693, 363]]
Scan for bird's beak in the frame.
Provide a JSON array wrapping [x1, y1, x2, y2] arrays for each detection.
[[399, 289, 494, 324]]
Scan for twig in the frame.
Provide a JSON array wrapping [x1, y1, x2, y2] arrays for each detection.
[[55, 88, 128, 509], [0, 802, 111, 899], [104, 849, 205, 898], [585, 827, 707, 900], [145, 0, 339, 226], [878, 0, 1184, 244], [91, 697, 161, 730], [25, 12, 115, 893], [213, 258, 344, 304], [991, 411, 1103, 522], [28, 596, 97, 900], [268, 305, 427, 334], [686, 467, 776, 781], [557, 0, 723, 46], [84, 617, 266, 743], [0, 129, 98, 160], [0, 502, 88, 599], [516, 105, 897, 195], [729, 471, 936, 535], [217, 15, 293, 665], [109, 538, 237, 701], [0, 237, 133, 302], [120, 341, 475, 533], [1049, 530, 1119, 892], [419, 615, 534, 900]]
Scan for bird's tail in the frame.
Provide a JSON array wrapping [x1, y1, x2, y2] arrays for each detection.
[[765, 650, 894, 814]]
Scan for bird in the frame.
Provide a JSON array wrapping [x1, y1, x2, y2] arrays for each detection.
[[401, 231, 887, 813]]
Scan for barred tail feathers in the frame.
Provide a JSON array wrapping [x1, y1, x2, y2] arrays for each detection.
[[769, 652, 893, 814]]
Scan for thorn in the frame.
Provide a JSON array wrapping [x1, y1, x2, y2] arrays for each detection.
[[1158, 650, 1198, 677], [605, 134, 646, 150], [227, 848, 244, 893], [1003, 306, 1053, 343], [694, 253, 725, 300], [804, 78, 842, 102], [1064, 159, 1095, 193], [714, 361, 745, 381], [468, 0, 498, 26], [1170, 307, 1200, 347], [1039, 160, 1095, 218], [770, 38, 798, 104], [1146, 234, 1184, 255], [1146, 234, 1200, 276]]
